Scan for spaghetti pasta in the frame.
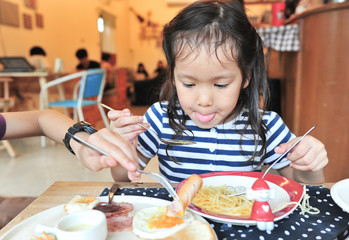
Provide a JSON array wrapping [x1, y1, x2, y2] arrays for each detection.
[[192, 185, 253, 218]]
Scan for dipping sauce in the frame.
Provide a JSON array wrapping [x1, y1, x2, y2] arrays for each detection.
[[65, 224, 93, 231], [93, 203, 121, 213]]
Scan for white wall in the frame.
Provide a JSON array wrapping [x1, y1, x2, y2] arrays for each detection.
[[127, 0, 182, 74], [0, 0, 184, 73], [0, 0, 265, 73]]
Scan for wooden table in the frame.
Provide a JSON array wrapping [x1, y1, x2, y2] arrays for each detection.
[[0, 181, 172, 236], [0, 71, 54, 111], [0, 71, 49, 91], [0, 181, 335, 237]]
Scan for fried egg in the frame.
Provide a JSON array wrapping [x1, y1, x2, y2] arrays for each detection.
[[64, 195, 99, 214], [133, 206, 194, 239]]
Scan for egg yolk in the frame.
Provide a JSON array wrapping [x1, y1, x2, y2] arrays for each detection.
[[148, 213, 184, 229], [76, 196, 96, 204]]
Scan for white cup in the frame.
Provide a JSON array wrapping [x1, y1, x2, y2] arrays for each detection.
[[35, 210, 107, 240]]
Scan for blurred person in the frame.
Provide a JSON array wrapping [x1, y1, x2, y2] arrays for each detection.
[[100, 53, 115, 90], [28, 46, 50, 71], [75, 48, 100, 70], [154, 60, 166, 79], [136, 62, 148, 79]]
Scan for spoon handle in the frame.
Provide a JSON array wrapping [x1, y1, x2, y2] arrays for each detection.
[[108, 183, 119, 204], [72, 135, 110, 157], [262, 125, 316, 179]]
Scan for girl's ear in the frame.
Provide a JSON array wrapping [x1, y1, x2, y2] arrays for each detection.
[[243, 79, 249, 89], [243, 75, 251, 89]]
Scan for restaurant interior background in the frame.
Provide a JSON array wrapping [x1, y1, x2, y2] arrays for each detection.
[[0, 0, 271, 72], [0, 0, 348, 183]]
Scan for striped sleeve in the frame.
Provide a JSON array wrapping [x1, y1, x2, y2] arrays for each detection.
[[264, 111, 295, 169], [137, 102, 164, 159]]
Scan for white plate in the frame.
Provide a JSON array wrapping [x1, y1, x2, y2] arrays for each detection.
[[0, 195, 217, 240], [177, 171, 304, 226], [331, 178, 349, 213]]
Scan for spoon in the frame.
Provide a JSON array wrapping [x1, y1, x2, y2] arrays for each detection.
[[71, 135, 180, 200], [93, 183, 120, 213], [108, 183, 119, 204], [100, 103, 196, 146]]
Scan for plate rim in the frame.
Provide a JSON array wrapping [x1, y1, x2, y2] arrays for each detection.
[[176, 171, 304, 225], [0, 195, 217, 240], [330, 178, 349, 213]]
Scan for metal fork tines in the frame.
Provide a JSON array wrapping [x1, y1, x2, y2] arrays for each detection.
[[136, 169, 180, 201]]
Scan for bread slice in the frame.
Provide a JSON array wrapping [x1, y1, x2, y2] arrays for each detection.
[[162, 219, 216, 240], [64, 195, 99, 214]]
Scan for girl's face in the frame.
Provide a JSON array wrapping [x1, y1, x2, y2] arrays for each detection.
[[174, 45, 248, 129]]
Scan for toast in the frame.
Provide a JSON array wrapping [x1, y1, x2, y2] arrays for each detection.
[[161, 219, 216, 240]]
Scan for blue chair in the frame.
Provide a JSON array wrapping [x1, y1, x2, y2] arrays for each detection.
[[40, 68, 109, 136]]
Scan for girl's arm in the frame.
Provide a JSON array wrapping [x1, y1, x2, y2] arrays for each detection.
[[2, 110, 140, 180], [276, 135, 328, 184]]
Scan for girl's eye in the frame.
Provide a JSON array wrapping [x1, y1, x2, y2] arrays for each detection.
[[214, 84, 229, 88], [183, 83, 195, 87]]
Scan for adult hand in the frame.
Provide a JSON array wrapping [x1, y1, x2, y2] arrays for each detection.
[[73, 128, 141, 181]]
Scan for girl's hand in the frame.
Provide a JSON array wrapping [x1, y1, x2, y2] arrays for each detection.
[[107, 108, 149, 146], [274, 135, 328, 172], [74, 128, 141, 181]]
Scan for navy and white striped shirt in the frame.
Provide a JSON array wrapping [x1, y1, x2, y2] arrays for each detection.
[[137, 102, 294, 183]]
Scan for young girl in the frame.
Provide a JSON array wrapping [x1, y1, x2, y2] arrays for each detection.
[[108, 0, 328, 183]]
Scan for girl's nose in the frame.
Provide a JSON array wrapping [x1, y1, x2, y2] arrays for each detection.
[[197, 89, 213, 107]]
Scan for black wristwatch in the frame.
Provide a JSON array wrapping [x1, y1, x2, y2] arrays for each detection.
[[63, 121, 97, 155]]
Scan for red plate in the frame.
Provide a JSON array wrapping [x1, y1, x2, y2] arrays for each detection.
[[176, 171, 304, 225]]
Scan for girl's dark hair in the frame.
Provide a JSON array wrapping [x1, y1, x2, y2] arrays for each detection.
[[30, 46, 46, 56], [160, 0, 270, 167]]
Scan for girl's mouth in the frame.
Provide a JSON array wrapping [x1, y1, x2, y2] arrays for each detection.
[[195, 112, 215, 123]]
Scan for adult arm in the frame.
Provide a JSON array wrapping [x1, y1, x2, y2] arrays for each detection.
[[1, 110, 140, 180]]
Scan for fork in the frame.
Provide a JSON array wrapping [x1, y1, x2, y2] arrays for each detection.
[[225, 125, 317, 197], [71, 135, 180, 201], [136, 169, 180, 200], [100, 103, 196, 146], [261, 125, 316, 179]]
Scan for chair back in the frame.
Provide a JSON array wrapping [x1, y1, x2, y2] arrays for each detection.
[[77, 69, 106, 101], [39, 68, 109, 141]]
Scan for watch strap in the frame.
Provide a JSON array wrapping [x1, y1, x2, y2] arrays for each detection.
[[63, 121, 97, 155]]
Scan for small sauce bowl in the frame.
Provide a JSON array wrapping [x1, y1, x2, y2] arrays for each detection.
[[35, 210, 107, 240]]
